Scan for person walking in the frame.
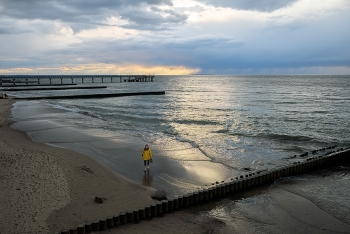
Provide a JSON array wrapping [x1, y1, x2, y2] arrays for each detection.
[[142, 144, 152, 171]]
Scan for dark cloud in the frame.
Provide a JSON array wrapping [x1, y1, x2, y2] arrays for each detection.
[[26, 34, 245, 68], [119, 7, 187, 30], [199, 0, 298, 12], [0, 0, 180, 32]]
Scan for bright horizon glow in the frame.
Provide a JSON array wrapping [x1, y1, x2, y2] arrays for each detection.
[[0, 64, 201, 75]]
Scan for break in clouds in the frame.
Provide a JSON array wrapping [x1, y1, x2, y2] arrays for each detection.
[[199, 0, 299, 12]]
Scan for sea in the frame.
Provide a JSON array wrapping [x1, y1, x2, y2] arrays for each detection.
[[6, 75, 350, 232]]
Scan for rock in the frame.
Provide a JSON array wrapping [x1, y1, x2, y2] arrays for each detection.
[[151, 190, 167, 201], [95, 197, 105, 204]]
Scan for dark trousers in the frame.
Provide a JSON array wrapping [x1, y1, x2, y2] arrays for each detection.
[[144, 160, 150, 166]]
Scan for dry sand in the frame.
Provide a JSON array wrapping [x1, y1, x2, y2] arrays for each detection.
[[1, 97, 350, 234]]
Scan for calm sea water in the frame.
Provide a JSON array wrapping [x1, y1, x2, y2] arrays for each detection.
[[7, 75, 350, 230]]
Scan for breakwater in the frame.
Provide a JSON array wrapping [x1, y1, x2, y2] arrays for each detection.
[[56, 147, 349, 234], [14, 91, 166, 100]]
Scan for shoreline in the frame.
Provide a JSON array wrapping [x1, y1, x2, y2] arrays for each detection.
[[0, 98, 158, 233], [9, 99, 240, 197]]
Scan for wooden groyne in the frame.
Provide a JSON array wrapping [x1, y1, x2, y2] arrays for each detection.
[[55, 146, 349, 234], [0, 75, 155, 86], [14, 91, 166, 100]]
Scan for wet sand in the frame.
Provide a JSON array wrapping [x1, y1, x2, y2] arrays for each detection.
[[9, 99, 241, 196], [1, 97, 350, 234]]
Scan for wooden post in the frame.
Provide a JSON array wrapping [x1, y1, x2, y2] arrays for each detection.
[[126, 211, 134, 223], [188, 193, 194, 206], [208, 188, 213, 200], [198, 189, 204, 202], [162, 200, 169, 213], [84, 223, 92, 233], [156, 202, 163, 215], [91, 220, 100, 232], [193, 192, 199, 205], [133, 210, 139, 222], [183, 195, 189, 207], [168, 198, 174, 212], [145, 206, 151, 218], [113, 214, 120, 227], [119, 212, 127, 224], [99, 219, 107, 230], [107, 216, 114, 228], [77, 225, 84, 234], [203, 189, 209, 202], [151, 204, 157, 216], [178, 195, 184, 208], [139, 207, 146, 219]]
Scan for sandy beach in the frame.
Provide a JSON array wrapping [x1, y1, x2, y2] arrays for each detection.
[[0, 98, 157, 233], [1, 97, 350, 234]]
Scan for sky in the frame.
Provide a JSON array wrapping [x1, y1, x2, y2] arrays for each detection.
[[0, 0, 349, 75]]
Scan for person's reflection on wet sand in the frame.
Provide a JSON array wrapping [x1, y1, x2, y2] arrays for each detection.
[[142, 170, 153, 187]]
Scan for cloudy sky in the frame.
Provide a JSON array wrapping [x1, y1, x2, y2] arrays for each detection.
[[0, 0, 349, 75]]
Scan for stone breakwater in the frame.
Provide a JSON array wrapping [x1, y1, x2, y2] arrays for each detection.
[[55, 146, 349, 234]]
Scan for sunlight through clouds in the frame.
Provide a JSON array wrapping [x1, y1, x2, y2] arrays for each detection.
[[0, 0, 349, 74], [0, 64, 200, 75]]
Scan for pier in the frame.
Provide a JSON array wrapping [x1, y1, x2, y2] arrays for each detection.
[[0, 75, 155, 86]]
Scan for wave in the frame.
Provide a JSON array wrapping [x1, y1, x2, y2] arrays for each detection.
[[257, 132, 314, 143], [176, 136, 200, 148], [172, 119, 219, 126], [49, 102, 80, 113], [214, 129, 230, 134]]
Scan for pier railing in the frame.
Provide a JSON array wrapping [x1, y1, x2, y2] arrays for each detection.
[[0, 75, 155, 86]]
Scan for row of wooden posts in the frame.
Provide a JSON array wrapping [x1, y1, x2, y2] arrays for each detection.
[[57, 148, 349, 234], [0, 75, 155, 85]]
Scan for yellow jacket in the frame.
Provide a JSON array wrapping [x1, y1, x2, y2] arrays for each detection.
[[142, 148, 152, 160]]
